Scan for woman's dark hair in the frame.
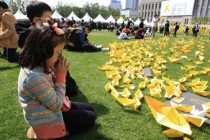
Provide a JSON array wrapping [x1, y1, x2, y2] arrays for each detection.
[[26, 1, 52, 22], [84, 25, 92, 32], [19, 22, 65, 72], [0, 1, 9, 9]]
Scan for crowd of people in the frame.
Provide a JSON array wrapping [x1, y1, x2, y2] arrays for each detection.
[[111, 15, 208, 40]]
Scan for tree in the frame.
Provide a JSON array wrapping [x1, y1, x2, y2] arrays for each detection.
[[89, 3, 100, 19], [192, 16, 199, 24], [100, 6, 109, 19], [8, 0, 26, 14], [107, 6, 120, 19], [56, 2, 73, 17], [53, 2, 120, 21]]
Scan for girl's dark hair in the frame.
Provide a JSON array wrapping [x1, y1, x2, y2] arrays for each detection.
[[19, 22, 65, 72], [26, 1, 52, 22], [0, 1, 9, 9]]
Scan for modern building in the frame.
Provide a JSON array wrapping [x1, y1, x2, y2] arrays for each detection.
[[120, 0, 139, 17], [138, 0, 162, 22], [109, 0, 139, 17], [110, 0, 122, 10], [138, 0, 210, 24]]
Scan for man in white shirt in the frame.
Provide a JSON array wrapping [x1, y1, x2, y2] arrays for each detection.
[[151, 15, 160, 39]]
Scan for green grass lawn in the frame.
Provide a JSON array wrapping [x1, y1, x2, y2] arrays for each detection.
[[0, 30, 210, 140]]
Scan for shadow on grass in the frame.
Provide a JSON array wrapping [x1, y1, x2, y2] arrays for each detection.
[[68, 123, 113, 140], [91, 103, 109, 117], [65, 86, 110, 140], [64, 49, 101, 54], [0, 65, 20, 71], [72, 87, 110, 117], [70, 87, 89, 102]]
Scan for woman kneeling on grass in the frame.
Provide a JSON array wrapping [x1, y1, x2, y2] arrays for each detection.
[[18, 22, 96, 139]]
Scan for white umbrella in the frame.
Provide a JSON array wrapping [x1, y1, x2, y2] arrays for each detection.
[[94, 14, 106, 23], [82, 13, 93, 22], [51, 10, 63, 19], [14, 10, 29, 21], [67, 11, 81, 21]]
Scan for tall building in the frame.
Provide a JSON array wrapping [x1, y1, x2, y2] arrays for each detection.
[[120, 0, 139, 17], [138, 0, 162, 22], [193, 0, 210, 17], [138, 0, 210, 24], [110, 0, 122, 10]]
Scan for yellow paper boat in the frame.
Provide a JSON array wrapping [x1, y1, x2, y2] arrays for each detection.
[[203, 67, 210, 72], [111, 88, 119, 99], [179, 77, 187, 83], [183, 137, 191, 140], [138, 81, 146, 89], [150, 89, 162, 98], [105, 82, 113, 92], [123, 75, 131, 84], [194, 61, 203, 65], [134, 89, 144, 100], [121, 88, 131, 98], [170, 102, 193, 113], [111, 76, 119, 87], [164, 86, 182, 98], [114, 50, 126, 58], [181, 114, 207, 127], [115, 97, 141, 110], [145, 96, 192, 135], [202, 102, 210, 112], [189, 71, 199, 76], [162, 128, 184, 138]]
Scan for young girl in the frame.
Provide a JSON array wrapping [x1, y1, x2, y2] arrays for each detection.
[[18, 23, 96, 139]]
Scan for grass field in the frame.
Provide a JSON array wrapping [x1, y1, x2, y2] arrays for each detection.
[[0, 30, 210, 140]]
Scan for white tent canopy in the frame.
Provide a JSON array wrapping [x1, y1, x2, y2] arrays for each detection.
[[144, 20, 151, 26], [134, 18, 140, 26], [82, 13, 93, 22], [106, 15, 115, 23], [51, 10, 63, 19], [117, 16, 125, 24], [128, 17, 133, 22], [67, 11, 81, 21], [14, 10, 28, 20], [94, 14, 106, 23]]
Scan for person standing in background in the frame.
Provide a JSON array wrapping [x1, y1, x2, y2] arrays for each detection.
[[0, 1, 19, 62], [151, 15, 160, 39], [173, 22, 179, 37], [164, 20, 170, 36]]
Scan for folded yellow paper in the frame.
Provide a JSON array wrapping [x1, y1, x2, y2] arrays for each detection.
[[145, 96, 192, 135], [181, 114, 207, 127], [105, 82, 113, 92], [162, 128, 184, 138]]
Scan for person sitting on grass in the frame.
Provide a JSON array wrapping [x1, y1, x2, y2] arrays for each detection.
[[65, 25, 109, 52], [135, 28, 144, 39], [118, 26, 131, 40], [18, 1, 78, 97], [18, 23, 96, 139]]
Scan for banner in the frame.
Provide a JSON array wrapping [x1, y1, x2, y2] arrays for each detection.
[[160, 0, 195, 16]]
